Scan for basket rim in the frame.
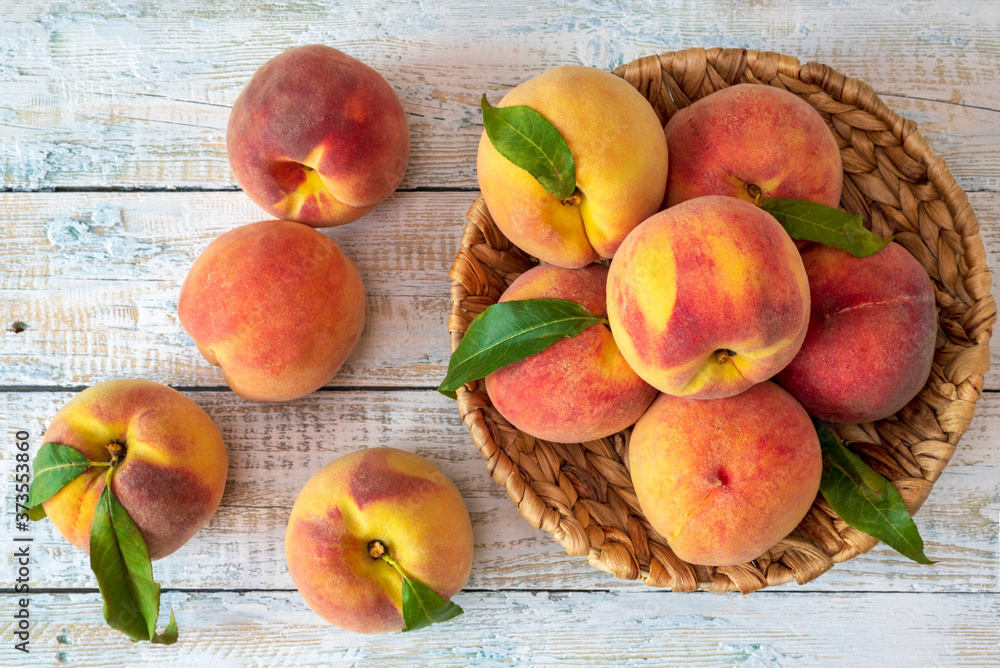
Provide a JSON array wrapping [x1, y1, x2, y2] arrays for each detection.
[[447, 47, 996, 593]]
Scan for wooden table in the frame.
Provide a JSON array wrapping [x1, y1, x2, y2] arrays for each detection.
[[2, 1, 998, 666]]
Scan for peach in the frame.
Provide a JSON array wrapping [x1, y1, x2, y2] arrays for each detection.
[[477, 65, 669, 268], [629, 381, 822, 567], [178, 220, 365, 403], [227, 44, 410, 227], [41, 379, 228, 561], [483, 264, 657, 443], [607, 196, 811, 399], [775, 242, 938, 424], [285, 447, 474, 633], [663, 83, 843, 210]]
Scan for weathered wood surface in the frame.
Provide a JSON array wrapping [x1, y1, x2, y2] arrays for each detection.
[[5, 591, 1000, 667], [2, 0, 999, 665], [2, 388, 997, 593], [3, 190, 1000, 388], [0, 1, 998, 193]]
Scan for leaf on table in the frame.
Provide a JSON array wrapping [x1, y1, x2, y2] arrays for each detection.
[[400, 574, 464, 633], [814, 419, 932, 564], [438, 298, 607, 395], [90, 481, 177, 643], [27, 442, 105, 512], [760, 198, 893, 257], [481, 95, 576, 200]]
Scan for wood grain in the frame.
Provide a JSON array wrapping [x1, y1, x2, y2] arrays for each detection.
[[3, 388, 996, 593], [2, 591, 997, 667], [2, 1, 998, 664], [4, 190, 1000, 388], [0, 1, 997, 191]]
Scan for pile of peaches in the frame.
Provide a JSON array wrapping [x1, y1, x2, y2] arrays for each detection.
[[476, 65, 937, 567], [36, 45, 474, 638]]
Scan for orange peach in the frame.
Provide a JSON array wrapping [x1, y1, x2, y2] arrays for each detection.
[[629, 381, 822, 567], [483, 264, 657, 443], [607, 196, 810, 399], [477, 65, 669, 268], [285, 447, 474, 633], [663, 83, 843, 210], [775, 242, 938, 424], [178, 220, 365, 403], [41, 379, 228, 561], [227, 44, 410, 227]]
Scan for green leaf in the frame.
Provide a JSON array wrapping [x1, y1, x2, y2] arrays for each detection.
[[481, 94, 576, 200], [27, 442, 106, 511], [400, 574, 464, 633], [26, 505, 47, 521], [90, 474, 177, 643], [760, 198, 893, 257], [438, 298, 607, 395], [378, 551, 463, 632], [151, 610, 178, 645], [814, 419, 933, 564]]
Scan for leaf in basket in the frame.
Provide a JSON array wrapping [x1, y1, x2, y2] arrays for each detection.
[[438, 298, 607, 396], [814, 419, 932, 564], [760, 198, 893, 257], [480, 95, 576, 200]]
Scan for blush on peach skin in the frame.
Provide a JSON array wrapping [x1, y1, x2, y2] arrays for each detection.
[[228, 44, 410, 227], [40, 379, 228, 561], [285, 448, 474, 633], [484, 263, 656, 443], [629, 382, 822, 567]]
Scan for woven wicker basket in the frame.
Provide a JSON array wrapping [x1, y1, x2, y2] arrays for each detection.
[[447, 48, 996, 593]]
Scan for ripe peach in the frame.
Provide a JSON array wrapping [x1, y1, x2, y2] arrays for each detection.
[[285, 447, 474, 633], [663, 83, 843, 210], [629, 382, 822, 567], [483, 264, 657, 443], [41, 379, 228, 561], [607, 196, 810, 399], [477, 65, 669, 268], [227, 44, 410, 227], [775, 242, 938, 424], [178, 220, 366, 403]]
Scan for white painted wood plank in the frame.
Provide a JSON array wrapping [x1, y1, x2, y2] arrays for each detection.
[[2, 191, 468, 388], [3, 389, 997, 593], [1, 591, 997, 667], [0, 0, 997, 191], [3, 190, 999, 389]]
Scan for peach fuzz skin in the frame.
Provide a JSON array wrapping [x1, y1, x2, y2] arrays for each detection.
[[663, 83, 843, 211], [629, 382, 822, 567], [775, 242, 938, 424], [178, 220, 365, 403], [477, 65, 668, 268], [484, 264, 657, 443], [607, 196, 810, 399], [285, 447, 474, 634], [227, 44, 410, 227], [41, 379, 228, 561]]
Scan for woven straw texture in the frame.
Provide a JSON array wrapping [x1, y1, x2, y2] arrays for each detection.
[[447, 47, 996, 593]]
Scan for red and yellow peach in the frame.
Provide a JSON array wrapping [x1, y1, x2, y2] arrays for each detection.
[[607, 195, 810, 399], [775, 242, 938, 424], [484, 263, 657, 443], [477, 65, 669, 268], [629, 381, 822, 566], [285, 447, 474, 633], [178, 220, 366, 403], [227, 44, 410, 227], [41, 379, 228, 561]]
